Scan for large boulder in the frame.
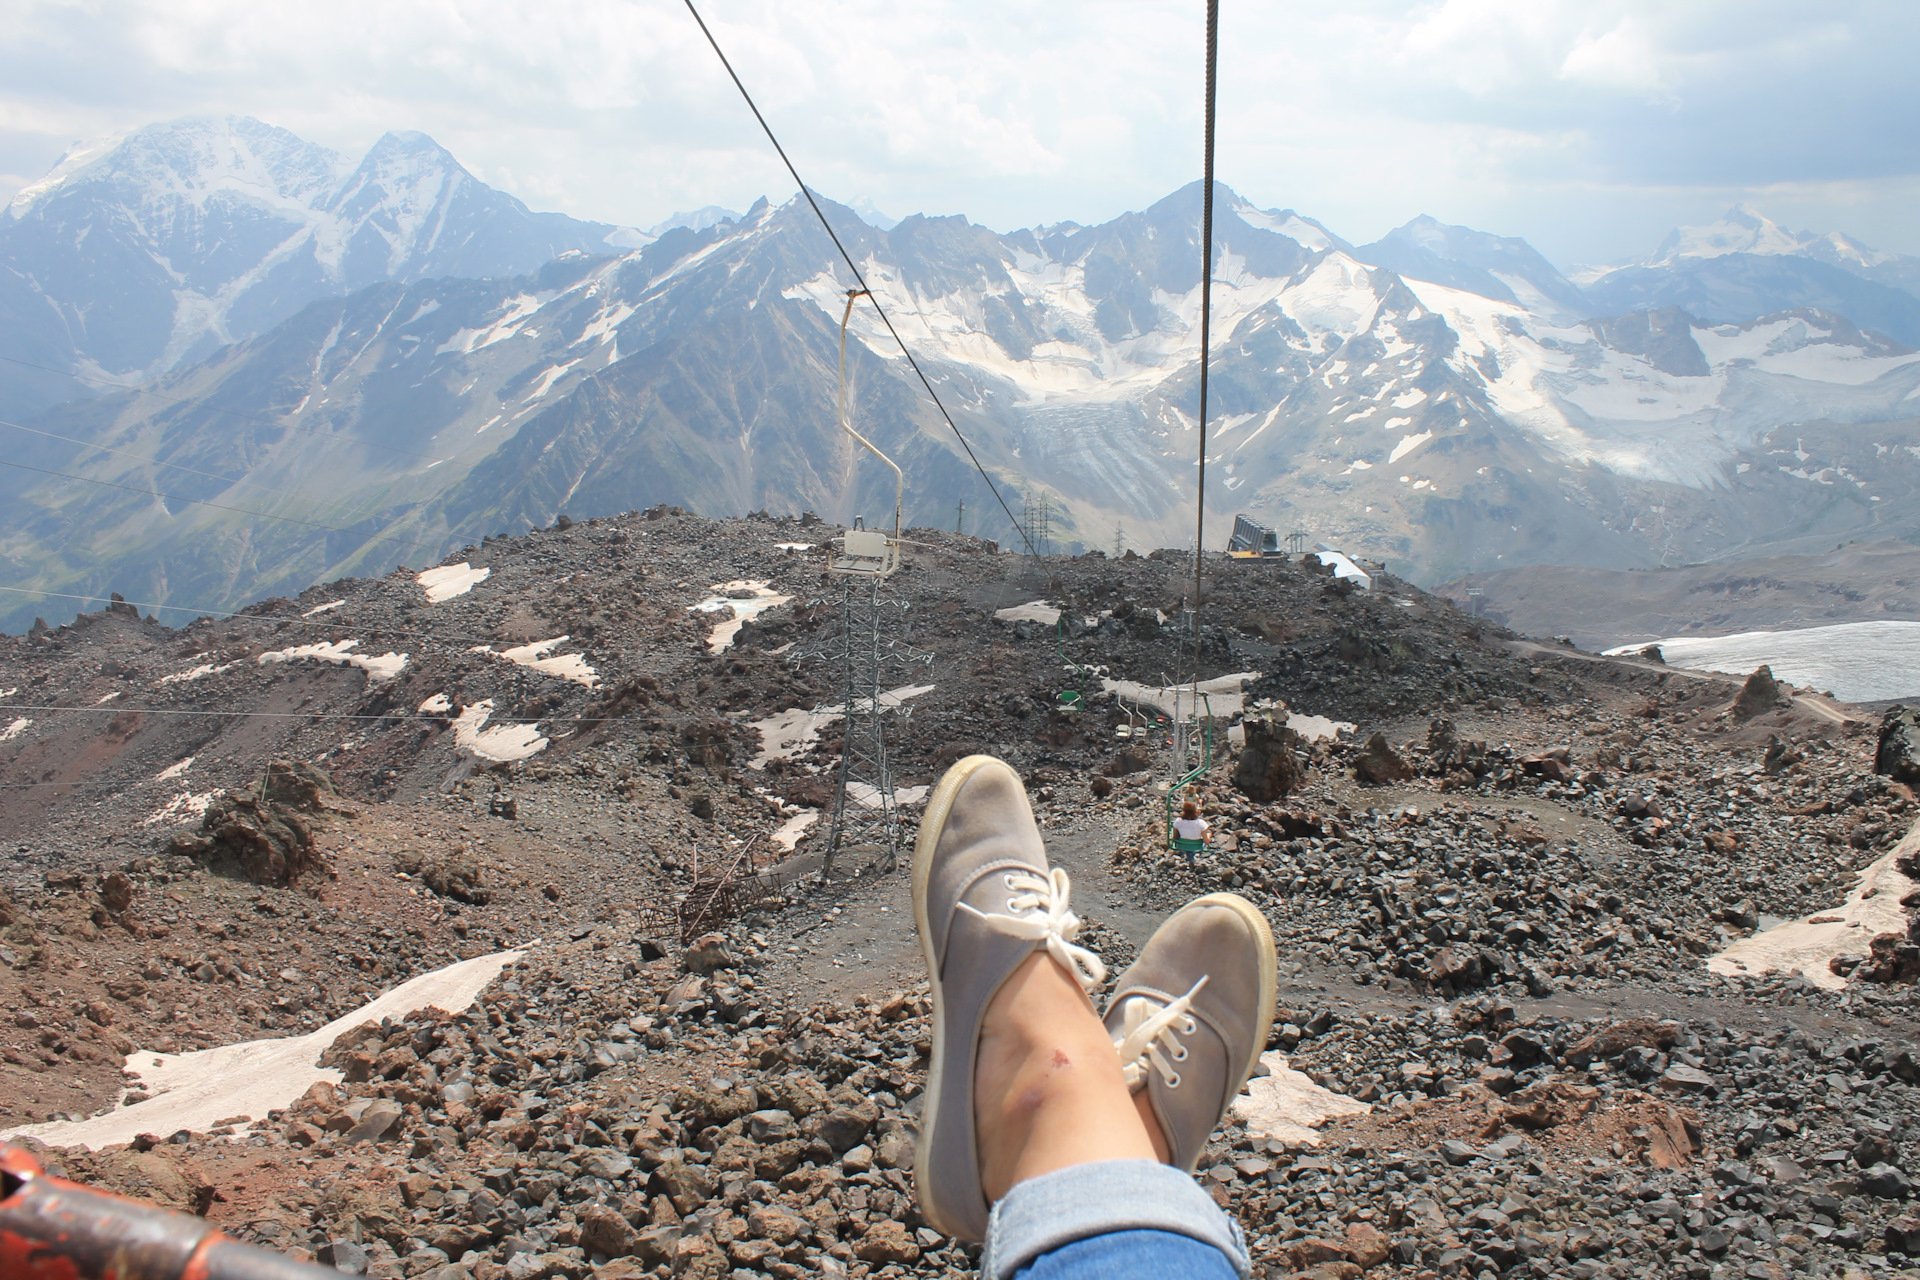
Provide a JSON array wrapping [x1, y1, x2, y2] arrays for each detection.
[[1876, 706, 1920, 787], [1233, 717, 1307, 802], [167, 791, 329, 889], [1353, 732, 1414, 785], [1732, 666, 1792, 719]]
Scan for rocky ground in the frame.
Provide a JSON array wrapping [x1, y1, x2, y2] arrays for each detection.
[[2, 508, 1917, 1279]]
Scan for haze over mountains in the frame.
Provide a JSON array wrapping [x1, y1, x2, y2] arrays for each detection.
[[3, 116, 1919, 633]]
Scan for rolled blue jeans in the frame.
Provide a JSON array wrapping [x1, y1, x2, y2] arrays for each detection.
[[980, 1159, 1249, 1280]]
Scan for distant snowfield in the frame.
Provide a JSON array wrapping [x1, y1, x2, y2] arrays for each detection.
[[471, 636, 600, 687], [417, 562, 490, 603], [1604, 621, 1920, 702], [4, 948, 524, 1151], [258, 640, 408, 686]]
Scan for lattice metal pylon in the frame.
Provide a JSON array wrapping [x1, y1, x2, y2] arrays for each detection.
[[814, 577, 927, 877]]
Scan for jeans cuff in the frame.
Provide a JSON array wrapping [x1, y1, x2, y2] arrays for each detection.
[[980, 1158, 1250, 1280]]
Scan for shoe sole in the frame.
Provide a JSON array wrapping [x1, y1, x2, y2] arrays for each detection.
[[911, 754, 1006, 1239], [1187, 891, 1279, 1111]]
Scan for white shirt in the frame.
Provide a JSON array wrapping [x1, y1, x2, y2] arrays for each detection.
[[1172, 816, 1210, 841]]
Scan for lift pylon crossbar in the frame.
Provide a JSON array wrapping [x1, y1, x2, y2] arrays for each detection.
[[830, 288, 902, 578]]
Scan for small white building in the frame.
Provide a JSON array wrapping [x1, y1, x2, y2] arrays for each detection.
[[1311, 546, 1373, 590]]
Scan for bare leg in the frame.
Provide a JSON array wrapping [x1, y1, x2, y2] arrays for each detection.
[[972, 952, 1159, 1201]]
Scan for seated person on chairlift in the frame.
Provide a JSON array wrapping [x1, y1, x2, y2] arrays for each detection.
[[1171, 800, 1210, 863]]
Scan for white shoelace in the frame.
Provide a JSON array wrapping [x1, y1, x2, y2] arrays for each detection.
[[1110, 976, 1208, 1091], [957, 866, 1107, 992]]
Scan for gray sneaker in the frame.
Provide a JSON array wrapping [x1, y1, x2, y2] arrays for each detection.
[[911, 755, 1105, 1242], [1104, 893, 1277, 1172]]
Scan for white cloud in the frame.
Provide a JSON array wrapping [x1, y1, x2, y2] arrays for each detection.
[[0, 0, 1916, 266]]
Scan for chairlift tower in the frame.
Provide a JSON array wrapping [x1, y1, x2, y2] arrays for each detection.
[[815, 289, 925, 876]]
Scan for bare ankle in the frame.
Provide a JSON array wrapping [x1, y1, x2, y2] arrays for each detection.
[[972, 954, 1156, 1202]]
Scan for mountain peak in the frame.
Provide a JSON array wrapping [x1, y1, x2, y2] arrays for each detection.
[[1650, 206, 1804, 265], [5, 115, 346, 220], [367, 129, 454, 158]]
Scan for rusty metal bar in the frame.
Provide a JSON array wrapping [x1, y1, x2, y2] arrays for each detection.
[[0, 1144, 340, 1280]]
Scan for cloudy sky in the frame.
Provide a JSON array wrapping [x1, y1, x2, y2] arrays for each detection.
[[3, 0, 1916, 268]]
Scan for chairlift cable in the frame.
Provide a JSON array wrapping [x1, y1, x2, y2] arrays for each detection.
[[680, 0, 1038, 559], [1191, 0, 1220, 705]]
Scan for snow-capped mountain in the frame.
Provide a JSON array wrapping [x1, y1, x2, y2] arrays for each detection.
[[0, 116, 639, 409], [1648, 205, 1889, 272], [1353, 216, 1590, 319], [5, 139, 1920, 632], [1580, 207, 1920, 346]]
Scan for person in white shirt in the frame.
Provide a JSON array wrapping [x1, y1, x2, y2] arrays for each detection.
[[1171, 801, 1210, 863]]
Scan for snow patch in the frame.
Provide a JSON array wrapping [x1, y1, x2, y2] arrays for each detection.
[[1388, 431, 1433, 464], [690, 581, 791, 653], [301, 600, 345, 617], [418, 693, 453, 714], [154, 757, 193, 783], [748, 684, 937, 769], [1709, 824, 1918, 991], [142, 790, 217, 828], [1, 717, 31, 742], [159, 660, 237, 686], [3, 948, 524, 1151], [452, 701, 547, 763], [258, 640, 408, 685], [1232, 1048, 1370, 1145], [994, 600, 1063, 626], [417, 562, 490, 603], [846, 782, 931, 809], [1104, 674, 1260, 721], [771, 810, 819, 851], [1286, 712, 1354, 742], [471, 637, 600, 688]]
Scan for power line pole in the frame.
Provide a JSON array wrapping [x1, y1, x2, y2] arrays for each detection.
[[955, 500, 965, 536]]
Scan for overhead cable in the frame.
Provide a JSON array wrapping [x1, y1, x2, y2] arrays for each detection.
[[1191, 0, 1220, 683], [679, 0, 1038, 558]]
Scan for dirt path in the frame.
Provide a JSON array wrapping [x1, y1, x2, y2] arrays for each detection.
[[761, 811, 1179, 1009], [1505, 638, 1863, 725]]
